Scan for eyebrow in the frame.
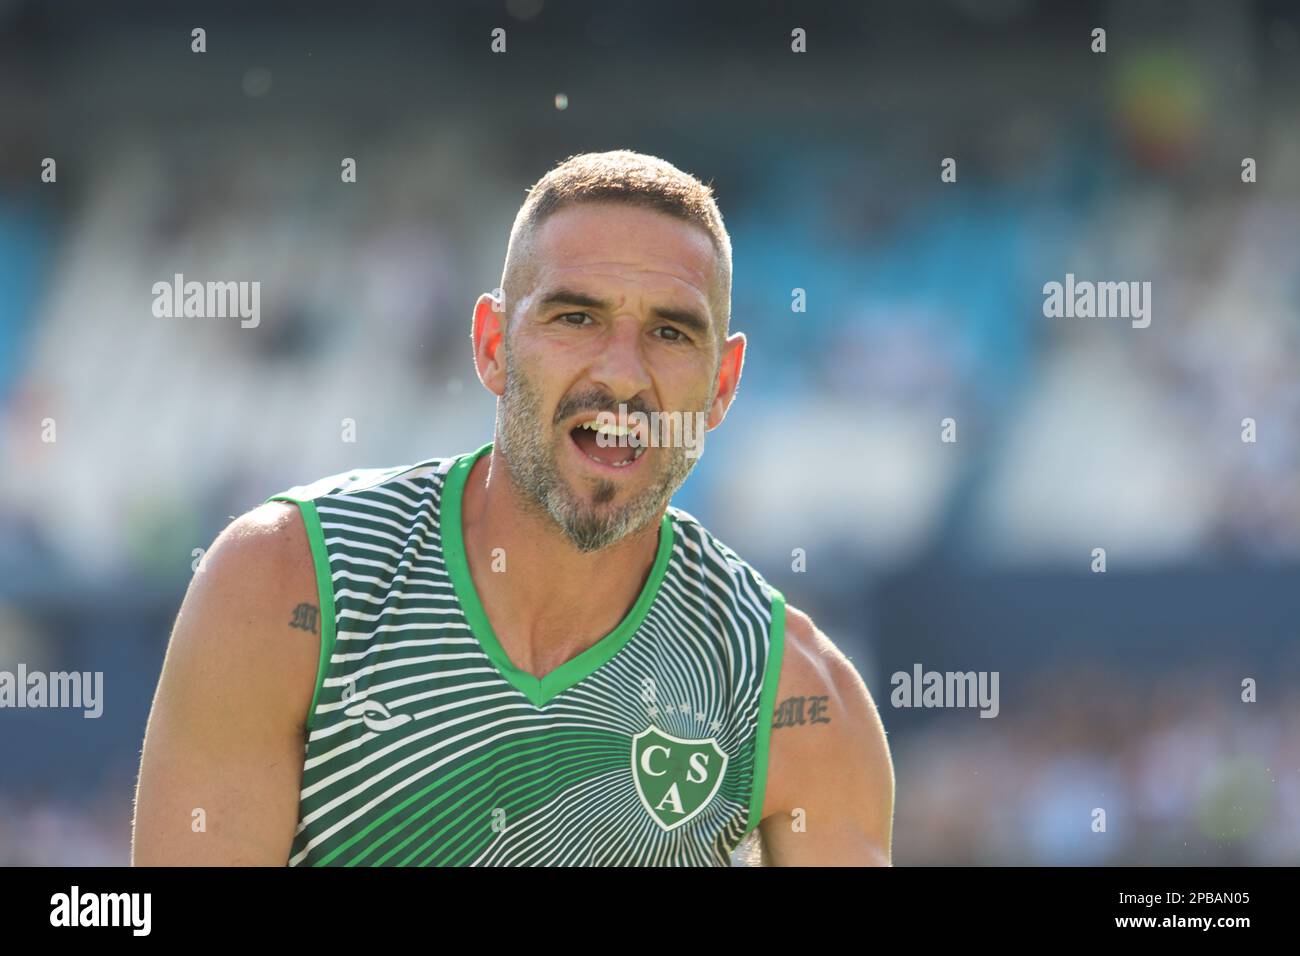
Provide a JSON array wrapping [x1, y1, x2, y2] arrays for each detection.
[[537, 288, 711, 338]]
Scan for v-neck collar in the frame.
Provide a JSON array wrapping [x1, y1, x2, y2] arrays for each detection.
[[439, 443, 675, 707]]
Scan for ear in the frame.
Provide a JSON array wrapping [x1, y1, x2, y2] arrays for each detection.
[[706, 331, 746, 430], [472, 291, 508, 397]]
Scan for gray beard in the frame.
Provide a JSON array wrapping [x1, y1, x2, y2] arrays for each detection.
[[496, 363, 703, 553]]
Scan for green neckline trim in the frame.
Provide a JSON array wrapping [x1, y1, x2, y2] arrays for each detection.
[[440, 442, 675, 708], [746, 588, 786, 837], [267, 495, 337, 734]]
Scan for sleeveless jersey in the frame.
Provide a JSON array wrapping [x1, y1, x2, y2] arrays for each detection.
[[267, 443, 786, 866]]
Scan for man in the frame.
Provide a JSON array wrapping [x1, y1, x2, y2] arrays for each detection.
[[132, 150, 894, 866]]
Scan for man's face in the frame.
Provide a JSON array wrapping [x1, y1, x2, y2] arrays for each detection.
[[492, 203, 732, 552]]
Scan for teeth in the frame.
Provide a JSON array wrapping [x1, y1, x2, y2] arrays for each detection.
[[610, 447, 643, 467], [580, 420, 630, 437], [580, 444, 646, 468]]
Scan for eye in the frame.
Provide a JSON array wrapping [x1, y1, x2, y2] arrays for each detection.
[[556, 312, 593, 327], [655, 326, 690, 343]]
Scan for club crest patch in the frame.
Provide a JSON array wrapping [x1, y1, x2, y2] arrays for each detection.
[[631, 725, 729, 830]]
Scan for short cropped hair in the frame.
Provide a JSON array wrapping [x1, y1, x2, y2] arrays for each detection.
[[500, 149, 732, 348]]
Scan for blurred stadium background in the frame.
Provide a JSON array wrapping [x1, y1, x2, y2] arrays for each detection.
[[1, 0, 1298, 864]]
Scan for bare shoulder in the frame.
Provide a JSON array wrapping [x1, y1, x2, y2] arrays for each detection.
[[197, 500, 315, 593], [165, 499, 321, 731], [757, 603, 895, 864], [771, 604, 872, 732]]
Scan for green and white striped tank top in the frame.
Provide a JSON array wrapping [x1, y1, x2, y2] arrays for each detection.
[[267, 443, 786, 866]]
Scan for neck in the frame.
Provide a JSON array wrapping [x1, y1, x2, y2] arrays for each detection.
[[459, 448, 664, 678]]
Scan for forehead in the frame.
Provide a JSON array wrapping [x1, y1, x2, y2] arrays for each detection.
[[526, 202, 721, 314]]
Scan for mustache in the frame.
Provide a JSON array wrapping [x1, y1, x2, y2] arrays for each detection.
[[552, 389, 655, 425]]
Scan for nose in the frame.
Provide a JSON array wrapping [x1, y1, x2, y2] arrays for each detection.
[[588, 316, 653, 402]]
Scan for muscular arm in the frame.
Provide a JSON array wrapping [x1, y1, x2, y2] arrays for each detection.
[[131, 502, 321, 865], [756, 605, 895, 866]]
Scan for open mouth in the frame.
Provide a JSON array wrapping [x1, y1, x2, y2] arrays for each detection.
[[568, 418, 647, 469]]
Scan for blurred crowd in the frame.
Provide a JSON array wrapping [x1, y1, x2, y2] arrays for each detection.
[[897, 667, 1300, 864], [0, 790, 130, 866]]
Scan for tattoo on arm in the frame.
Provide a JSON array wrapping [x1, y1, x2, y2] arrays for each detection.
[[772, 695, 830, 729], [289, 603, 319, 635]]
